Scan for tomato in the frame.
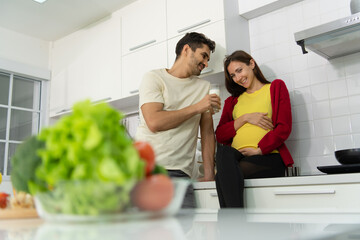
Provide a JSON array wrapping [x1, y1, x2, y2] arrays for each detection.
[[0, 192, 9, 209], [134, 141, 155, 175], [131, 174, 174, 211]]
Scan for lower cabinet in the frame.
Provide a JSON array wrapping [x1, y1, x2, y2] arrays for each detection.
[[194, 189, 220, 209], [245, 183, 360, 213], [194, 179, 360, 212]]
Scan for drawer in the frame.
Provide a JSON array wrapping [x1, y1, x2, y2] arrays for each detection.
[[194, 189, 220, 209], [245, 183, 360, 213]]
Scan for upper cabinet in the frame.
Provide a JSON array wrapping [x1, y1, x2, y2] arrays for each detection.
[[122, 42, 168, 98], [121, 0, 167, 56], [238, 0, 304, 19], [167, 21, 227, 76], [49, 0, 251, 118], [120, 0, 168, 99], [166, 0, 224, 39], [167, 0, 250, 77], [49, 15, 122, 117]]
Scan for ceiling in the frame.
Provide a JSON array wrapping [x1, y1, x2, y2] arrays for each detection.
[[0, 0, 137, 41]]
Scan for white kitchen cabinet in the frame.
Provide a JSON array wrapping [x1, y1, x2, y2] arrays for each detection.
[[245, 182, 360, 213], [166, 0, 224, 40], [194, 189, 220, 209], [238, 0, 304, 19], [121, 41, 168, 98], [194, 174, 360, 212], [48, 69, 68, 116], [121, 0, 167, 56], [49, 15, 122, 117], [167, 0, 250, 76], [167, 21, 227, 76]]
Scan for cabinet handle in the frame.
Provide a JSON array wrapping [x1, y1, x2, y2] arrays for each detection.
[[201, 68, 213, 75], [55, 109, 69, 115], [274, 189, 335, 195], [91, 97, 112, 104], [210, 193, 218, 197], [177, 19, 211, 33], [129, 89, 139, 94], [129, 39, 156, 51]]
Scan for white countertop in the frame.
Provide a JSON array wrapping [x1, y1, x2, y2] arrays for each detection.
[[193, 173, 360, 189], [2, 209, 360, 240]]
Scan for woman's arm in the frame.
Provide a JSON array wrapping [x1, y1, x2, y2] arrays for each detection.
[[258, 80, 292, 154], [215, 97, 237, 145], [215, 96, 275, 145]]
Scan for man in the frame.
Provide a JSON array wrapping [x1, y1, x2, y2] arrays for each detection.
[[135, 32, 220, 207]]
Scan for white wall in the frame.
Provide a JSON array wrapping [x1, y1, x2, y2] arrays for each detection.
[[0, 26, 50, 78], [0, 27, 50, 194], [246, 0, 360, 175]]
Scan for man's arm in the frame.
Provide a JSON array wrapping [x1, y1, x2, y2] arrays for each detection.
[[141, 94, 220, 133], [198, 112, 215, 181]]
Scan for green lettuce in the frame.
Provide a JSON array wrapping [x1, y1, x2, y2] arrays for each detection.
[[13, 100, 145, 215]]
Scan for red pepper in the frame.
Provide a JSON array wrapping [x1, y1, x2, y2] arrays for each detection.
[[0, 192, 9, 209]]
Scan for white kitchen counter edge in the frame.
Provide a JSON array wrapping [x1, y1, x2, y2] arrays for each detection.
[[193, 173, 360, 189]]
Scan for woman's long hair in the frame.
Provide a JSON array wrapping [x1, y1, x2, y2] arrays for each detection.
[[224, 50, 270, 97]]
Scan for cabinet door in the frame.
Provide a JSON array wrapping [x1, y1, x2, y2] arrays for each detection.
[[167, 21, 227, 76], [166, 0, 224, 39], [66, 16, 122, 107], [49, 69, 67, 117], [50, 15, 122, 114], [122, 42, 168, 98], [121, 0, 167, 56], [194, 189, 220, 209]]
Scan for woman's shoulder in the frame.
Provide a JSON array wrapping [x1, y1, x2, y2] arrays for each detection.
[[270, 79, 288, 90], [270, 79, 286, 85], [224, 95, 238, 106]]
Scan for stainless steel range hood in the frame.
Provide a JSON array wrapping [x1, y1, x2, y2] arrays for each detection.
[[294, 12, 360, 60]]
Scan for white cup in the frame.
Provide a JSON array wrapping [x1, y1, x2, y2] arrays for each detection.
[[209, 84, 220, 96], [209, 84, 220, 113]]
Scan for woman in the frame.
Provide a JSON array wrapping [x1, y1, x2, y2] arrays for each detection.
[[215, 50, 293, 208]]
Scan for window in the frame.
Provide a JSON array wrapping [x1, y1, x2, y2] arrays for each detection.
[[0, 71, 44, 176]]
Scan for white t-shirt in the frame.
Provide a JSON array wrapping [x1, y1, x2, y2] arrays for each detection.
[[135, 68, 210, 177]]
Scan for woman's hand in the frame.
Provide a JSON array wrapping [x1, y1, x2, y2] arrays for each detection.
[[239, 147, 262, 156], [244, 112, 273, 130]]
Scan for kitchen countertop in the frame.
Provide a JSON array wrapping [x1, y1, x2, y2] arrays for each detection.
[[193, 173, 360, 189], [2, 209, 360, 239]]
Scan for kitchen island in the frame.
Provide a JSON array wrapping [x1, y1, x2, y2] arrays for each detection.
[[2, 209, 360, 239]]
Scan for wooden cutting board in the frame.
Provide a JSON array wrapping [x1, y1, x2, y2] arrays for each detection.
[[0, 208, 38, 219]]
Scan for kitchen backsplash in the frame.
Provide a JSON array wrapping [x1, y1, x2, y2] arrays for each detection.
[[243, 0, 360, 175]]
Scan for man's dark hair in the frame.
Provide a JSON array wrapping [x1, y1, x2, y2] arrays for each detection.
[[174, 32, 216, 61]]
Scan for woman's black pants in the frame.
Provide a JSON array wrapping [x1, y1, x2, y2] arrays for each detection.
[[215, 144, 285, 208]]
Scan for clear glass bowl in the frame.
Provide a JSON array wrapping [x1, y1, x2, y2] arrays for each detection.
[[34, 179, 190, 222]]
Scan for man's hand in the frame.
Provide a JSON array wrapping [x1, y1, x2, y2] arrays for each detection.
[[238, 147, 262, 156], [197, 173, 215, 182], [196, 94, 221, 114], [244, 112, 273, 130]]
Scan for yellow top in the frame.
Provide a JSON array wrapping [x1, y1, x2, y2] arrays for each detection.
[[231, 84, 278, 153]]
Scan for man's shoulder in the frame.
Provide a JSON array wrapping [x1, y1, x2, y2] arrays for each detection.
[[145, 68, 164, 77]]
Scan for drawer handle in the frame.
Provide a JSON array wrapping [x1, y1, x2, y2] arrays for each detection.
[[210, 193, 218, 197], [55, 109, 70, 115], [91, 97, 111, 104], [177, 19, 211, 33], [129, 39, 156, 51], [129, 89, 139, 94], [274, 189, 335, 195]]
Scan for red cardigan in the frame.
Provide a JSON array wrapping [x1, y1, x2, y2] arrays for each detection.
[[215, 79, 294, 167]]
